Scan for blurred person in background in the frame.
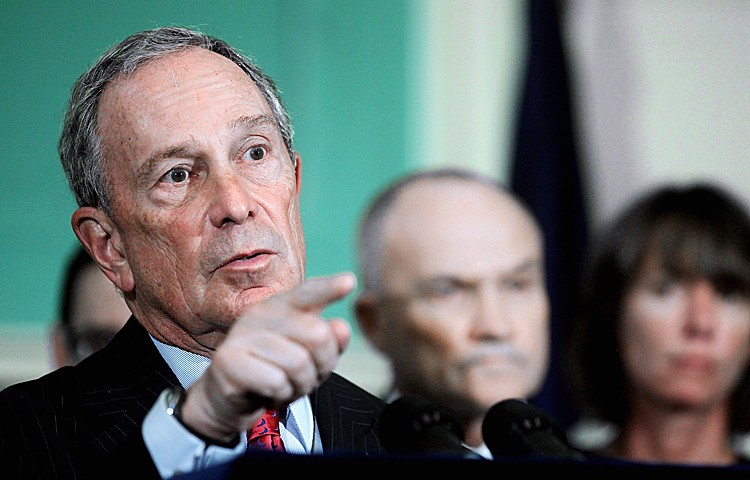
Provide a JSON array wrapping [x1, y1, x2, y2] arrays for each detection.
[[565, 182, 750, 465], [354, 167, 551, 458], [49, 245, 131, 367]]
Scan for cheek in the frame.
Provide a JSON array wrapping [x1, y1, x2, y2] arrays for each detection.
[[527, 318, 550, 366], [395, 305, 460, 353], [118, 205, 196, 275], [619, 303, 670, 371], [287, 196, 305, 255], [392, 318, 460, 379], [511, 290, 550, 350], [261, 180, 304, 253], [720, 321, 750, 371], [132, 208, 188, 247]]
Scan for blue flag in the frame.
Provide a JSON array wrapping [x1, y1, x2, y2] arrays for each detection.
[[510, 0, 589, 430]]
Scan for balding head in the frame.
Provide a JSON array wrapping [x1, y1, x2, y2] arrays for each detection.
[[357, 168, 542, 294], [355, 168, 550, 448]]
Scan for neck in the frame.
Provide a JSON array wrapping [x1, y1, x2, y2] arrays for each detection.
[[463, 417, 485, 448], [608, 400, 736, 465]]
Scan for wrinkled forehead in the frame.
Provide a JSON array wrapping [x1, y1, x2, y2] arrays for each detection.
[[97, 47, 274, 168], [99, 47, 269, 125], [387, 180, 540, 241], [383, 180, 543, 272]]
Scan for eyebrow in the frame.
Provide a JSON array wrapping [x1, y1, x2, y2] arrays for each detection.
[[511, 258, 542, 275], [134, 114, 278, 184], [423, 258, 542, 288], [229, 113, 277, 132]]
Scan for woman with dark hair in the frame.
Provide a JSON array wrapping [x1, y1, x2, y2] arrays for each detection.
[[565, 182, 750, 465]]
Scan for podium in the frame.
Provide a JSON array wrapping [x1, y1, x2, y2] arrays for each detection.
[[177, 451, 750, 479]]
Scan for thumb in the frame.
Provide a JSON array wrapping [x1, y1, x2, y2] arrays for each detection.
[[328, 318, 352, 354]]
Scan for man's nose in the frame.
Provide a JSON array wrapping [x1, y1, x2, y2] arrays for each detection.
[[471, 285, 513, 339], [207, 169, 258, 227]]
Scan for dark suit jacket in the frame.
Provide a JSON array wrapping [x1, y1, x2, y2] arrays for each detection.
[[0, 317, 386, 479]]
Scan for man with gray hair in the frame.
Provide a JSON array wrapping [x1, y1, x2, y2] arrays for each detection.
[[0, 26, 384, 478], [355, 167, 551, 458]]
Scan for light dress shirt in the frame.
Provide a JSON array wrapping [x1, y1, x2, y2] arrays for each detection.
[[143, 337, 322, 478]]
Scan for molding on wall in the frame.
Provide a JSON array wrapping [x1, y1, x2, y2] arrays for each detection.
[[0, 324, 50, 390], [409, 0, 524, 180]]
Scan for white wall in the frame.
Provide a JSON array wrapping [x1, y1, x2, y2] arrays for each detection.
[[410, 0, 750, 223], [567, 0, 750, 227]]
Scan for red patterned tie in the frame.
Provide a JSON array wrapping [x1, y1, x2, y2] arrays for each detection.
[[247, 409, 285, 452]]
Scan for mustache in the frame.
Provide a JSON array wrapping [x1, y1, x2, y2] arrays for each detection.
[[457, 343, 526, 369]]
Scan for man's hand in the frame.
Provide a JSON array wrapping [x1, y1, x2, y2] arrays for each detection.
[[178, 272, 355, 443]]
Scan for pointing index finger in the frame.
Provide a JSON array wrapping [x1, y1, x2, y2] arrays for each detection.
[[284, 272, 357, 313]]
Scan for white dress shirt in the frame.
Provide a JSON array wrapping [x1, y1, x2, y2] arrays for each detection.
[[143, 337, 322, 478]]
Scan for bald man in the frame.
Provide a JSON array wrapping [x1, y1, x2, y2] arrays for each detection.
[[355, 167, 550, 458]]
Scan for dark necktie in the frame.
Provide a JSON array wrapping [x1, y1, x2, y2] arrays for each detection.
[[247, 408, 285, 452]]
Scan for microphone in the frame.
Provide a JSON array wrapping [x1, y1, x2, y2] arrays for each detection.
[[377, 395, 484, 460], [482, 398, 585, 461]]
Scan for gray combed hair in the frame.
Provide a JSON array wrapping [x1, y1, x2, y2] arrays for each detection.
[[58, 26, 295, 216]]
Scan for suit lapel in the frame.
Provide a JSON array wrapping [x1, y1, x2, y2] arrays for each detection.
[[75, 319, 385, 457], [311, 373, 385, 455], [77, 317, 180, 454]]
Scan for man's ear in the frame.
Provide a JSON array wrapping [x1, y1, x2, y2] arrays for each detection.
[[71, 207, 135, 293], [293, 151, 302, 195], [354, 290, 386, 353]]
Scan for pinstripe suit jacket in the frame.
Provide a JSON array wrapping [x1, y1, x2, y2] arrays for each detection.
[[0, 317, 386, 479]]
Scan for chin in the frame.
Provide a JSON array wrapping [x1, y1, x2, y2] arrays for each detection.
[[477, 384, 529, 405], [234, 284, 283, 305], [658, 387, 716, 408]]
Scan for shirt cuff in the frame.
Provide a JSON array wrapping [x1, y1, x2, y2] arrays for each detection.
[[143, 388, 245, 478]]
